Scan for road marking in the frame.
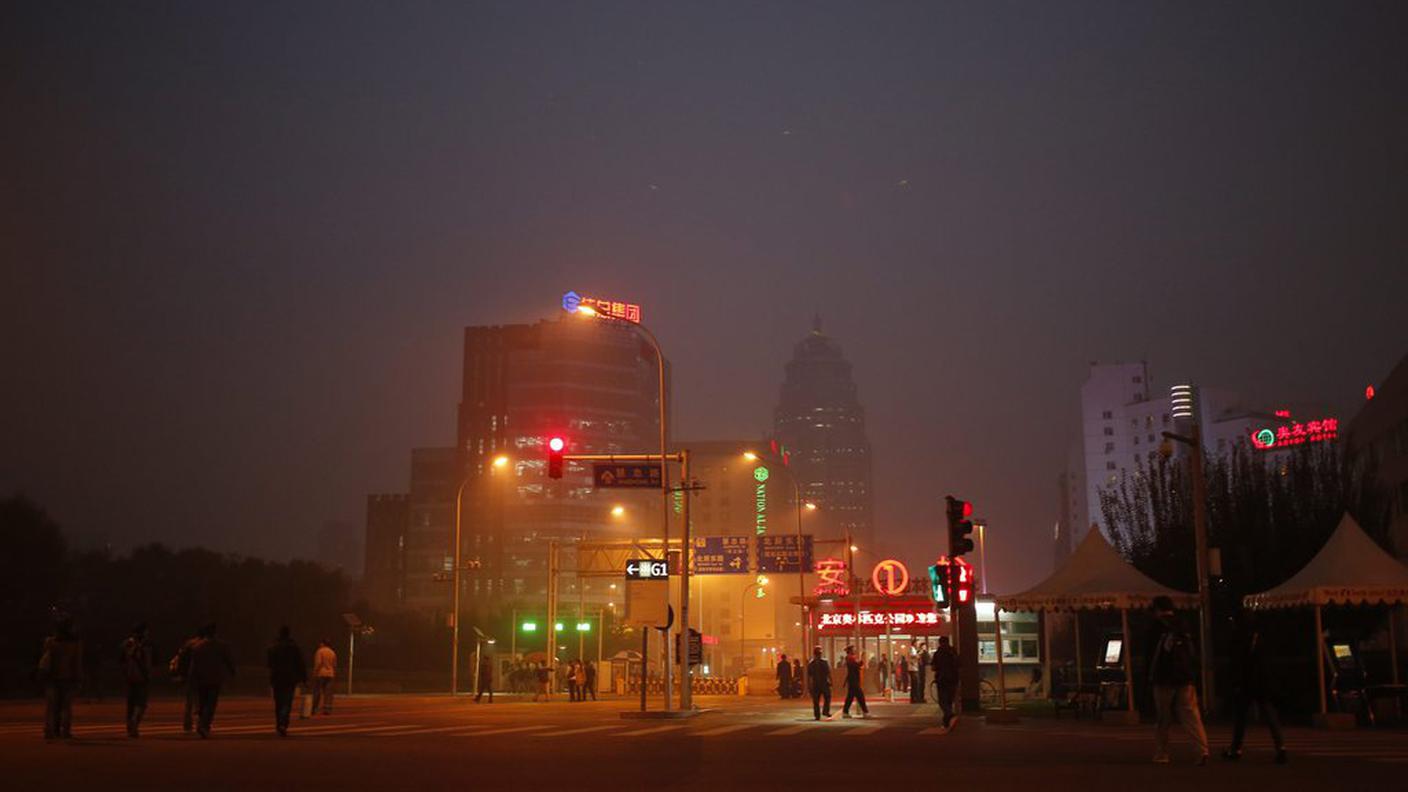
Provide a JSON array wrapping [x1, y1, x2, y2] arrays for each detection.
[[384, 725, 472, 736], [453, 725, 554, 737], [917, 726, 950, 736], [615, 725, 688, 737], [766, 725, 812, 735], [692, 724, 754, 736], [536, 725, 623, 737]]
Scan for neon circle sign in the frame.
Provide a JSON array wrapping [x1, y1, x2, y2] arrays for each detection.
[[1253, 429, 1276, 448], [871, 559, 910, 597]]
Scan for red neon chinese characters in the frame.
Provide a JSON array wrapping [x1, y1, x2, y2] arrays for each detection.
[[579, 296, 643, 323], [1252, 417, 1340, 450], [817, 610, 941, 630], [813, 559, 849, 597]]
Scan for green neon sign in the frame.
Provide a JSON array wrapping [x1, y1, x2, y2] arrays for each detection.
[[753, 466, 770, 482], [1254, 428, 1276, 448], [521, 621, 537, 632]]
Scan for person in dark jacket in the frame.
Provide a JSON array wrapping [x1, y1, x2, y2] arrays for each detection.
[[806, 647, 832, 720], [120, 622, 154, 738], [776, 654, 793, 699], [1223, 610, 1287, 764], [171, 626, 206, 732], [189, 623, 236, 738], [792, 658, 804, 697], [266, 626, 306, 736], [932, 636, 960, 729], [475, 652, 495, 703], [842, 645, 870, 718], [915, 644, 930, 703], [40, 617, 83, 740], [1148, 596, 1208, 764]]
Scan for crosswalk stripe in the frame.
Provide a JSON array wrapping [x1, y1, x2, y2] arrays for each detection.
[[383, 725, 470, 736], [692, 724, 754, 736], [615, 725, 687, 737], [766, 725, 811, 735], [917, 726, 950, 736], [536, 725, 623, 737], [454, 725, 554, 737]]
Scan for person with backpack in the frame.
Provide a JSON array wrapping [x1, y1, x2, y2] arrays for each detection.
[[266, 626, 306, 736], [1148, 596, 1209, 765], [189, 623, 235, 738], [39, 616, 83, 740], [120, 622, 153, 738], [170, 627, 204, 733]]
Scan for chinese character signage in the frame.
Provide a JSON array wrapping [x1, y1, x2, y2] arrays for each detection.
[[593, 462, 662, 488], [817, 610, 943, 630], [871, 559, 910, 597], [691, 536, 750, 575], [814, 559, 849, 597], [562, 290, 642, 323], [757, 534, 814, 573], [1250, 417, 1339, 450]]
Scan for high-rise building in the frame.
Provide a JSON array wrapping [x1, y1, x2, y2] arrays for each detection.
[[404, 447, 458, 618], [771, 320, 874, 550], [456, 316, 666, 616], [363, 493, 410, 612]]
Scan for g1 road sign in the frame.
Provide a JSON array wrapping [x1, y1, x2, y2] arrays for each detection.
[[594, 462, 662, 489], [871, 559, 910, 596], [625, 559, 670, 580], [624, 580, 669, 628], [692, 536, 750, 575], [756, 534, 815, 573]]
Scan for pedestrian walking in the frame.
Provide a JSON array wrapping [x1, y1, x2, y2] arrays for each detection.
[[266, 626, 306, 737], [932, 636, 960, 730], [1148, 596, 1209, 765], [807, 647, 832, 720], [915, 644, 930, 703], [879, 655, 891, 691], [776, 653, 792, 699], [566, 659, 580, 701], [311, 638, 337, 715], [189, 623, 235, 738], [1223, 610, 1287, 764], [842, 645, 870, 718], [533, 661, 551, 701], [170, 627, 203, 732], [573, 660, 587, 702], [38, 617, 83, 740], [475, 652, 495, 703], [584, 661, 597, 701], [120, 622, 153, 738], [792, 658, 804, 698]]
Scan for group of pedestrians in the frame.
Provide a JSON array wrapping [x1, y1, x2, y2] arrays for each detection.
[[38, 619, 340, 740], [564, 659, 597, 701], [774, 654, 804, 698]]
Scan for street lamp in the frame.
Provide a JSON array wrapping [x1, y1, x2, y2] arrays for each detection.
[[611, 504, 626, 518], [571, 304, 678, 710], [451, 455, 510, 696]]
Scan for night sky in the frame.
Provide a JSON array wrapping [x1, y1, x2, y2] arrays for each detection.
[[4, 1, 1405, 591]]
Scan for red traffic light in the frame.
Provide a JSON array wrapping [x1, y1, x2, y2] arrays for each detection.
[[547, 435, 567, 479], [548, 436, 566, 453], [962, 500, 974, 519]]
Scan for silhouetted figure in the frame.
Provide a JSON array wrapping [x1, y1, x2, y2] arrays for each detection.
[[120, 622, 153, 737], [311, 639, 337, 715], [170, 627, 204, 732], [916, 644, 931, 703], [842, 645, 869, 718], [879, 655, 891, 690], [1148, 596, 1208, 764], [776, 654, 793, 699], [39, 617, 83, 740], [266, 626, 306, 736], [584, 661, 597, 701], [1223, 611, 1287, 764], [189, 623, 235, 738], [792, 658, 803, 697], [807, 647, 832, 720], [476, 653, 494, 703], [932, 636, 960, 730]]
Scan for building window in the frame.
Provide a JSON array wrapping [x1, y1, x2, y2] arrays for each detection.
[[1133, 376, 1143, 384], [1104, 427, 1114, 436], [1101, 410, 1113, 420], [1104, 442, 1115, 453], [1106, 462, 1117, 471]]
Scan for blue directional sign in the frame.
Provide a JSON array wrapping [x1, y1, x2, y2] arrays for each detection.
[[756, 534, 814, 574], [692, 536, 751, 575]]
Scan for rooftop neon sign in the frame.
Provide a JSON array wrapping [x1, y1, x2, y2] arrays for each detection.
[[562, 291, 642, 323], [1250, 418, 1338, 450]]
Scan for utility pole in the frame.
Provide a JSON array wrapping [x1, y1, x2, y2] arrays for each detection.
[[547, 540, 559, 697], [679, 448, 693, 711]]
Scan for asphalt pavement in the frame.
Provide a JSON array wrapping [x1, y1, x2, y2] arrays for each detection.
[[2, 693, 1404, 790]]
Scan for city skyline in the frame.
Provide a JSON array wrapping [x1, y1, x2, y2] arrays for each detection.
[[4, 2, 1404, 594]]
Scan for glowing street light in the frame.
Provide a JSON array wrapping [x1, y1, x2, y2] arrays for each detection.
[[611, 505, 626, 518], [492, 454, 510, 469]]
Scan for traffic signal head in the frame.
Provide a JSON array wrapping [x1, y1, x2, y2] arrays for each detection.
[[928, 563, 949, 605], [952, 558, 974, 605], [547, 436, 566, 479], [945, 495, 975, 557]]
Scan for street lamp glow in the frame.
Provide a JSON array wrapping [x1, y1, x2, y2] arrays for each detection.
[[742, 451, 759, 461], [492, 454, 509, 469], [611, 505, 626, 517], [850, 545, 859, 553], [577, 304, 599, 317], [804, 502, 818, 511]]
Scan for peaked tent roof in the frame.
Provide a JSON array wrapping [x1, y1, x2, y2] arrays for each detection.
[[995, 528, 1197, 612], [1244, 513, 1408, 609]]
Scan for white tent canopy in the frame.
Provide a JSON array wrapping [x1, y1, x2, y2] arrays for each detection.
[[1243, 513, 1408, 609], [996, 527, 1197, 613]]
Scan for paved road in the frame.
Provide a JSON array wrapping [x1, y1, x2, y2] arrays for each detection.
[[2, 694, 1403, 790]]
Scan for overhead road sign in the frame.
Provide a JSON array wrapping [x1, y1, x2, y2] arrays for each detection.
[[625, 559, 670, 580], [757, 534, 814, 574], [692, 536, 750, 575], [594, 462, 663, 489]]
